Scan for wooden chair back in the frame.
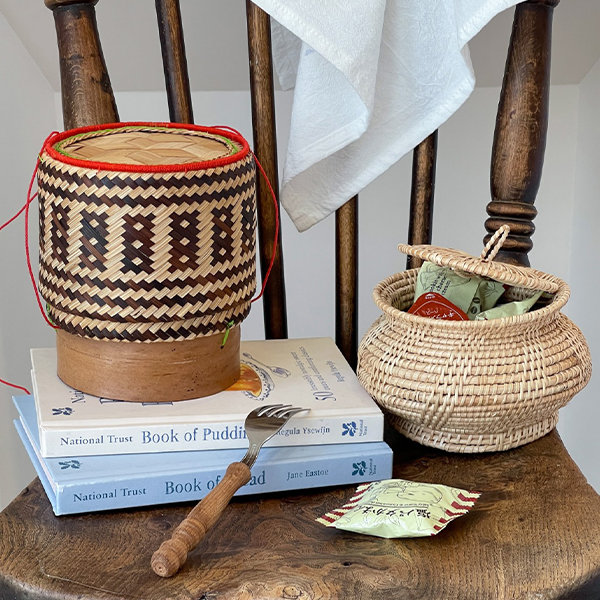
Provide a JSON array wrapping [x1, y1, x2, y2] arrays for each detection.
[[46, 0, 555, 369]]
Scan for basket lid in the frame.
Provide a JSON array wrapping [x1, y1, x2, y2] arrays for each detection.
[[42, 122, 250, 173], [398, 226, 562, 294]]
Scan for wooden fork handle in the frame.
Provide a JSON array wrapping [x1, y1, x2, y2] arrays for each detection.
[[151, 461, 251, 577]]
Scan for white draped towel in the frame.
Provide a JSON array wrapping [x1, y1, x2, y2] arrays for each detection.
[[252, 0, 521, 231]]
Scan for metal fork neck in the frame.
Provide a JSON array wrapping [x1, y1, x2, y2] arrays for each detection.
[[241, 443, 261, 468]]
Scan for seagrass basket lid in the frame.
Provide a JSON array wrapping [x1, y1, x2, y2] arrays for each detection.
[[398, 226, 562, 295]]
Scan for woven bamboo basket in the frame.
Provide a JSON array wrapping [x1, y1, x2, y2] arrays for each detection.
[[37, 122, 257, 402], [357, 227, 592, 452]]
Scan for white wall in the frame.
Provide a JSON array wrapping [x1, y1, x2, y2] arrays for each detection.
[[0, 13, 58, 509], [0, 30, 596, 509], [558, 57, 600, 493]]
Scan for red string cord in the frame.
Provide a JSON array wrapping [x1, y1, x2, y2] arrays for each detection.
[[0, 203, 33, 394], [249, 152, 280, 303], [214, 125, 280, 304], [0, 378, 30, 395], [0, 202, 28, 233], [25, 134, 61, 330], [0, 152, 59, 331], [0, 133, 59, 396]]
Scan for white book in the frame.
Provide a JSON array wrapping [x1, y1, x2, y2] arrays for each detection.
[[32, 337, 384, 458]]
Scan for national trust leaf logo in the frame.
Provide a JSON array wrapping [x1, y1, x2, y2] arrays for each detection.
[[342, 421, 357, 437], [352, 460, 367, 476], [58, 459, 81, 470]]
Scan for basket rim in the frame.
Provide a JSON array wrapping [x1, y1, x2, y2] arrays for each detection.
[[373, 268, 571, 329], [41, 122, 250, 173]]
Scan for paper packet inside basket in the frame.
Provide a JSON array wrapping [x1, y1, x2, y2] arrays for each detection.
[[410, 261, 505, 320], [317, 479, 480, 538], [474, 290, 543, 320]]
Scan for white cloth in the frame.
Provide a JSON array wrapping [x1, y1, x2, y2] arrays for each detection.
[[252, 0, 521, 231]]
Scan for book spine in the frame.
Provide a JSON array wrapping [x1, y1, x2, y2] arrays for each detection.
[[41, 413, 384, 457], [53, 448, 393, 515]]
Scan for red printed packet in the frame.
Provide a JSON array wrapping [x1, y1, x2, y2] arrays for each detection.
[[317, 479, 480, 538], [407, 292, 469, 321]]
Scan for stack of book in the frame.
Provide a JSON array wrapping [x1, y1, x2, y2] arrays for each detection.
[[13, 337, 393, 515]]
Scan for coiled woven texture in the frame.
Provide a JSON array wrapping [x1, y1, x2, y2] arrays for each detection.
[[357, 252, 592, 452], [37, 124, 257, 342]]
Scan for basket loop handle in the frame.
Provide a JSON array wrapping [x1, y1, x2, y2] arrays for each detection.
[[480, 225, 510, 262]]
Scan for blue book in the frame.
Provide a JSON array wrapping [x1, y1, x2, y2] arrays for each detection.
[[13, 395, 393, 516]]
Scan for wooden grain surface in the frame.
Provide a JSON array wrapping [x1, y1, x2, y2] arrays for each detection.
[[48, 0, 118, 130], [1, 427, 599, 600], [486, 0, 557, 266], [155, 0, 194, 124], [406, 132, 437, 271], [335, 197, 358, 370], [246, 1, 288, 341], [56, 327, 241, 403]]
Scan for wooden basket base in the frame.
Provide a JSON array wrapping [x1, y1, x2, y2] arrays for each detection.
[[55, 328, 241, 402]]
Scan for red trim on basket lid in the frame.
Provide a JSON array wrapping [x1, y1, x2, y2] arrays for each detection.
[[42, 122, 250, 173]]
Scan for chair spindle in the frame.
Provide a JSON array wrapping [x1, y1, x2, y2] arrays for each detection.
[[246, 1, 288, 339], [487, 0, 559, 266], [407, 131, 438, 270], [335, 196, 358, 368], [155, 0, 194, 124], [45, 0, 118, 129]]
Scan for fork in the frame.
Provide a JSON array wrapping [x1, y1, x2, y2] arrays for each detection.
[[151, 404, 307, 577]]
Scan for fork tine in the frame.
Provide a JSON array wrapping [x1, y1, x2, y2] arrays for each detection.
[[269, 405, 298, 418], [271, 406, 306, 419], [254, 404, 287, 417], [262, 404, 293, 418]]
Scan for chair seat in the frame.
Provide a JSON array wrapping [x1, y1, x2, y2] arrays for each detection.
[[1, 427, 599, 600]]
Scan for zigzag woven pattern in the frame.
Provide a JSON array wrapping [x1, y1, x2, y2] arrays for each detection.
[[37, 125, 257, 342]]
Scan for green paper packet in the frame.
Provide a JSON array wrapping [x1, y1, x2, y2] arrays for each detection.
[[317, 479, 481, 538], [414, 261, 505, 318], [474, 290, 543, 320]]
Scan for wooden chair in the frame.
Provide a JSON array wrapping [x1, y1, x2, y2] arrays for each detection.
[[1, 0, 599, 598]]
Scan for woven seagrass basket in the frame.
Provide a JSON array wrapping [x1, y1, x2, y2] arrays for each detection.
[[37, 122, 257, 402], [357, 227, 592, 452]]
